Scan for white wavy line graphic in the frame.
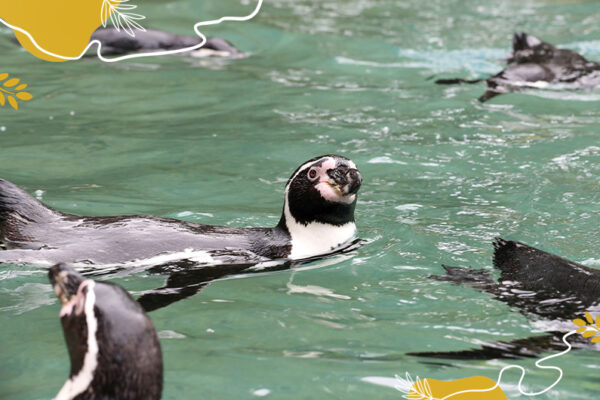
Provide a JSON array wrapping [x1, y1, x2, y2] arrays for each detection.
[[0, 0, 262, 63], [442, 330, 576, 399], [398, 330, 578, 399]]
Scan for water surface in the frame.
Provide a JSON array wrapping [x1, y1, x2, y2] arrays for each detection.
[[1, 0, 600, 398]]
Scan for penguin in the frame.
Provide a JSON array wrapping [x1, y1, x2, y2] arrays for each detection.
[[435, 32, 600, 102], [0, 155, 362, 268], [89, 27, 246, 58], [49, 263, 163, 400], [409, 238, 600, 360]]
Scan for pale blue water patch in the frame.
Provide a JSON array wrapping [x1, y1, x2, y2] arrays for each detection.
[[1, 0, 600, 399]]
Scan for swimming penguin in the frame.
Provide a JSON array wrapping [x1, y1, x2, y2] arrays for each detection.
[[436, 32, 600, 102], [409, 238, 600, 360], [49, 263, 163, 400], [89, 27, 246, 58], [0, 155, 362, 268]]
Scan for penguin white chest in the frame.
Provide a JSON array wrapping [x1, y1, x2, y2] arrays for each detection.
[[287, 220, 356, 260]]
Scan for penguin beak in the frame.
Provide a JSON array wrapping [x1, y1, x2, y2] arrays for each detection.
[[48, 263, 85, 305], [326, 167, 362, 196]]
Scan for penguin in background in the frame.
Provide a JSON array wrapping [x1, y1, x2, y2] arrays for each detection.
[[436, 32, 600, 102]]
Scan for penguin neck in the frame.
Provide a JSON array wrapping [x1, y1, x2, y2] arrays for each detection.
[[276, 200, 356, 260]]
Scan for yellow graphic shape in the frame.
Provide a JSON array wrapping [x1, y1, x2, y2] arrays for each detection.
[[573, 311, 600, 343], [0, 73, 33, 110], [2, 0, 119, 62], [410, 376, 507, 400]]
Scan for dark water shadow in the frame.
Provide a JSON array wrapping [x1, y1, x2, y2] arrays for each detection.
[[137, 238, 366, 312]]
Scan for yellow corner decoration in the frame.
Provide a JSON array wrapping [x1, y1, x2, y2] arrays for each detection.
[[408, 376, 507, 400], [396, 311, 600, 400], [573, 311, 600, 343], [1, 0, 119, 62], [0, 73, 33, 110]]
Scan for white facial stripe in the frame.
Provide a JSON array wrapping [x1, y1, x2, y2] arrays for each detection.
[[286, 156, 334, 192], [56, 280, 99, 400], [318, 158, 337, 173], [286, 157, 357, 188], [59, 279, 91, 318]]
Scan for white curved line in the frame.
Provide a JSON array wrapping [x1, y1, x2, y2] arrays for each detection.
[[0, 0, 262, 63], [440, 330, 577, 399]]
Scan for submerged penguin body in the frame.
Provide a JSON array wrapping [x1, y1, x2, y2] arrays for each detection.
[[90, 27, 246, 58], [412, 238, 600, 360], [436, 32, 600, 101], [431, 238, 600, 320]]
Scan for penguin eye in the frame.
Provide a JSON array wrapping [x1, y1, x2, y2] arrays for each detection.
[[307, 168, 318, 181]]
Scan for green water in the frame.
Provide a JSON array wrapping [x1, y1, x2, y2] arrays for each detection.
[[1, 0, 600, 398]]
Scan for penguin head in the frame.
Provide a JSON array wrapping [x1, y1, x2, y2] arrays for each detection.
[[48, 263, 87, 316], [49, 263, 96, 399], [283, 154, 361, 226], [49, 263, 163, 400], [279, 155, 362, 259]]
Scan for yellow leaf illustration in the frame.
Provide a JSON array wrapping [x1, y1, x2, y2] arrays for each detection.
[[585, 312, 593, 324], [573, 318, 587, 326], [7, 95, 18, 110], [596, 316, 600, 327], [3, 78, 20, 88], [576, 327, 587, 333], [592, 336, 600, 343], [0, 73, 33, 110], [16, 92, 33, 101], [582, 330, 596, 338]]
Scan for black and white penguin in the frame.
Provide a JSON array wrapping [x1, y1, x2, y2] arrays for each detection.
[[0, 155, 362, 267], [49, 263, 163, 400], [89, 27, 246, 58], [410, 238, 600, 360], [436, 32, 600, 102]]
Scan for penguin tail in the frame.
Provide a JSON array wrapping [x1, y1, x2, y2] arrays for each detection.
[[0, 178, 56, 224], [512, 32, 543, 52]]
